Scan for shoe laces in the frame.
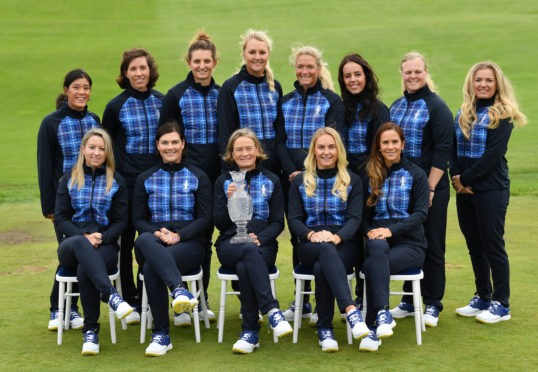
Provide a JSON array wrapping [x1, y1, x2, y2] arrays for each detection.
[[70, 310, 81, 320], [377, 310, 390, 325], [50, 311, 59, 320], [109, 294, 122, 310], [151, 333, 169, 345], [269, 310, 284, 325], [318, 328, 335, 341], [425, 306, 438, 316], [366, 329, 378, 341], [347, 309, 362, 324], [84, 331, 97, 343], [488, 301, 502, 312], [238, 331, 258, 343], [287, 302, 296, 311]]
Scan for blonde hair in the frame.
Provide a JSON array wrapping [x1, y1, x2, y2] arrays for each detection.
[[70, 128, 115, 193], [240, 29, 276, 92], [303, 127, 350, 201], [185, 29, 218, 62], [222, 128, 268, 163], [291, 45, 334, 91], [400, 51, 437, 93], [458, 61, 527, 138]]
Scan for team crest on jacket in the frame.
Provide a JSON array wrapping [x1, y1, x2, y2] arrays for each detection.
[[268, 93, 274, 105], [400, 176, 406, 188], [314, 105, 321, 117]]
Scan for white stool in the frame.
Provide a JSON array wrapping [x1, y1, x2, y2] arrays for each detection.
[[56, 252, 126, 345], [292, 264, 355, 344], [359, 268, 425, 345], [139, 267, 209, 344], [216, 266, 280, 343]]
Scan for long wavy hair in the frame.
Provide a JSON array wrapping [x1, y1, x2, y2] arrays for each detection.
[[70, 128, 115, 193], [222, 128, 268, 164], [400, 51, 437, 94], [338, 53, 380, 125], [116, 48, 159, 90], [366, 122, 405, 206], [458, 61, 527, 138], [303, 127, 350, 201], [291, 45, 334, 91], [185, 29, 218, 62], [240, 29, 276, 92]]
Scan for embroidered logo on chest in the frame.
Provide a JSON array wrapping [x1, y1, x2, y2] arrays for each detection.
[[413, 111, 420, 121], [261, 184, 266, 197], [400, 176, 406, 188], [268, 94, 274, 105], [183, 180, 189, 191]]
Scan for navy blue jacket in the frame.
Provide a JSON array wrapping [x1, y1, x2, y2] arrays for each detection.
[[213, 164, 284, 247], [102, 86, 164, 187], [160, 72, 221, 184], [54, 165, 128, 245], [288, 168, 363, 242], [217, 66, 285, 173], [344, 99, 390, 174], [37, 103, 101, 216], [390, 85, 453, 189], [279, 79, 345, 176], [362, 156, 429, 248], [132, 161, 212, 244], [450, 97, 513, 192]]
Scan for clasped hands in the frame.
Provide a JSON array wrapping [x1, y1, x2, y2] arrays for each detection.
[[367, 228, 392, 240], [84, 232, 102, 248], [451, 175, 474, 195], [154, 227, 180, 245], [308, 230, 341, 245]]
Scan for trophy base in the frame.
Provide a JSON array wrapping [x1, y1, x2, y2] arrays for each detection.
[[230, 234, 254, 244]]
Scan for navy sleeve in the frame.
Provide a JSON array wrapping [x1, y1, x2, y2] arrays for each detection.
[[174, 170, 212, 241], [54, 174, 84, 237], [448, 126, 460, 178], [460, 119, 513, 187], [366, 101, 390, 154], [217, 80, 240, 158], [132, 171, 158, 234], [101, 174, 128, 244], [389, 167, 429, 237], [287, 174, 312, 240], [335, 173, 363, 241], [159, 88, 183, 127], [37, 114, 60, 216], [276, 92, 297, 176], [429, 97, 453, 171], [213, 174, 235, 233], [325, 92, 346, 137], [256, 173, 284, 245], [102, 97, 126, 167]]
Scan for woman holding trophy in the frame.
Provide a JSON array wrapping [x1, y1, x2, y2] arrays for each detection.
[[213, 128, 292, 354]]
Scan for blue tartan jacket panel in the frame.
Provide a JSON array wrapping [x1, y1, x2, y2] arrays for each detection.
[[455, 108, 489, 159], [346, 102, 371, 154], [179, 86, 219, 145], [371, 168, 413, 221], [57, 115, 100, 173], [298, 176, 350, 227], [390, 97, 429, 158], [144, 167, 199, 223], [119, 94, 162, 154], [223, 172, 275, 222], [68, 172, 120, 226]]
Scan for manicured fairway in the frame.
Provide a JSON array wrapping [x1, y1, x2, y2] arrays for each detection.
[[0, 0, 536, 370]]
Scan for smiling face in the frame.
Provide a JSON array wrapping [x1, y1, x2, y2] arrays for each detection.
[[232, 136, 259, 170], [82, 135, 106, 169], [379, 129, 405, 167], [188, 49, 217, 86], [295, 54, 320, 91], [156, 131, 185, 164], [64, 77, 91, 111], [242, 38, 269, 77], [401, 58, 427, 94], [125, 56, 150, 92], [314, 134, 338, 169], [342, 62, 366, 95], [473, 68, 497, 99]]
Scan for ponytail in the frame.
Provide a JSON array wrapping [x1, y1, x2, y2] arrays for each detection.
[[291, 45, 334, 91]]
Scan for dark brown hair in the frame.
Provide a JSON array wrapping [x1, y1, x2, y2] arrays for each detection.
[[185, 30, 218, 62], [55, 69, 92, 109], [116, 48, 159, 90]]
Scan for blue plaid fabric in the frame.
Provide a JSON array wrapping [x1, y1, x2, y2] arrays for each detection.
[[179, 86, 219, 144], [68, 173, 119, 226], [390, 97, 430, 157], [233, 80, 279, 140], [119, 94, 162, 154], [144, 167, 199, 223], [454, 108, 489, 159], [282, 91, 330, 148], [57, 115, 100, 173], [371, 168, 413, 220], [345, 103, 370, 154], [223, 173, 275, 221], [298, 176, 350, 227]]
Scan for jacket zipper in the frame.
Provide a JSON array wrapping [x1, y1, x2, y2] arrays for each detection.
[[255, 85, 266, 139], [89, 174, 96, 221], [386, 175, 392, 219], [323, 178, 328, 225], [300, 94, 307, 149], [169, 171, 175, 220], [203, 94, 209, 143], [142, 99, 150, 153]]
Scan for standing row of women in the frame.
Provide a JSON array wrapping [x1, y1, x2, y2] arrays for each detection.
[[38, 27, 527, 355]]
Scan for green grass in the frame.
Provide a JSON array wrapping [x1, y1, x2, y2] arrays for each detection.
[[0, 0, 537, 370]]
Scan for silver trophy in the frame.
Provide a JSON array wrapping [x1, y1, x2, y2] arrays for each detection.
[[228, 170, 254, 244]]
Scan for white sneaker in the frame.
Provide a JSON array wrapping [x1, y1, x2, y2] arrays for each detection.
[[282, 301, 312, 322], [81, 330, 99, 356], [198, 303, 217, 322], [145, 333, 173, 357], [309, 310, 318, 327], [268, 310, 293, 338], [389, 302, 415, 318], [232, 331, 259, 354], [48, 310, 60, 331], [125, 310, 141, 325], [375, 310, 396, 339], [69, 310, 84, 329], [475, 301, 511, 324], [456, 296, 491, 317], [423, 305, 439, 327], [108, 290, 133, 320], [318, 328, 339, 352], [359, 329, 381, 352], [174, 312, 191, 327]]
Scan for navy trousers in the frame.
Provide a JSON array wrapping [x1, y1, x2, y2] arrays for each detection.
[[298, 241, 357, 330], [456, 189, 510, 306], [57, 235, 118, 333], [119, 187, 139, 307], [134, 232, 204, 334], [364, 239, 425, 327], [216, 239, 278, 332]]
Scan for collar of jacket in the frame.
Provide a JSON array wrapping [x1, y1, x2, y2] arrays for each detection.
[[239, 65, 267, 84], [125, 85, 152, 100], [61, 102, 88, 119], [386, 155, 409, 176], [186, 71, 215, 96], [159, 160, 186, 173], [293, 79, 322, 97], [404, 84, 431, 102], [315, 167, 338, 179], [83, 163, 106, 176], [476, 96, 496, 109]]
